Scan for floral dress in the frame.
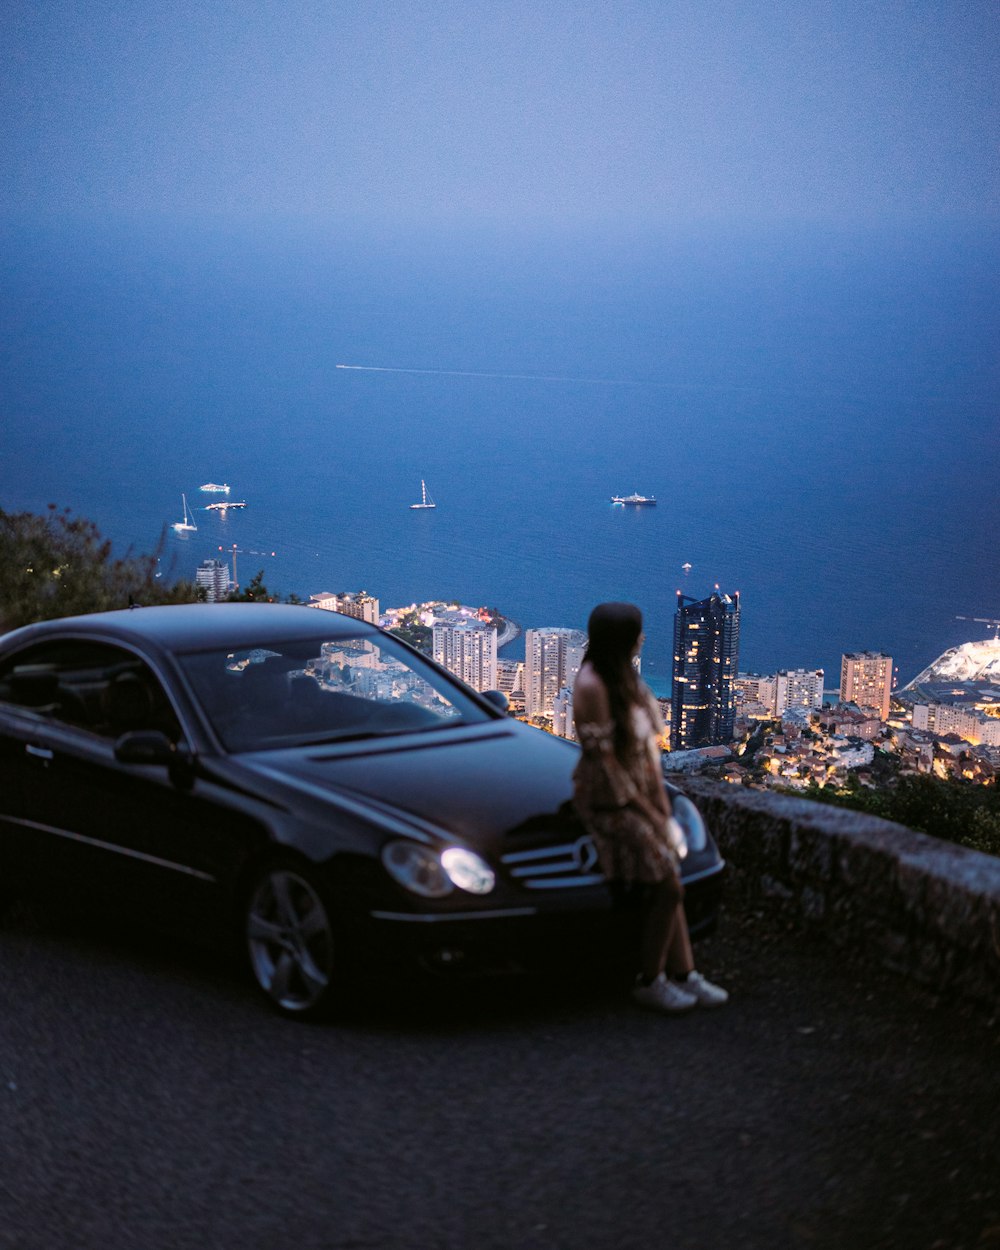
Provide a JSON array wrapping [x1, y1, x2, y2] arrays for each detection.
[[572, 688, 681, 884]]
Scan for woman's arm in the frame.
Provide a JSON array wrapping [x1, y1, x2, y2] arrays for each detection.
[[573, 665, 639, 808], [572, 662, 611, 728]]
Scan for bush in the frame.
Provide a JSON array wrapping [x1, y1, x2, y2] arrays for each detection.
[[0, 505, 201, 630], [959, 806, 1000, 857], [388, 622, 433, 654], [801, 771, 1000, 858]]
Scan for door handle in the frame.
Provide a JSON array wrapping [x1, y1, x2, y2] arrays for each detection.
[[25, 744, 54, 762]]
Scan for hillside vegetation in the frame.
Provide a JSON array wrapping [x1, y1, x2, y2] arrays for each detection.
[[0, 505, 200, 630], [799, 769, 1000, 857]]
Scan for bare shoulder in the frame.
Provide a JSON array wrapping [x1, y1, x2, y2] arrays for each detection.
[[573, 663, 611, 722]]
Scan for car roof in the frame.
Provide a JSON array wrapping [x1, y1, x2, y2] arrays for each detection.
[[2, 603, 378, 654]]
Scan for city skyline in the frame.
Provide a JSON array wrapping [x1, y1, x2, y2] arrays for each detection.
[[287, 575, 988, 706], [296, 589, 1000, 773]]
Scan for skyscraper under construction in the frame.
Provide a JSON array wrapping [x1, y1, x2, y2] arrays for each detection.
[[670, 589, 741, 750]]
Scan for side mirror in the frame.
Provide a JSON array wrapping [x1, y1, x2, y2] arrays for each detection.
[[481, 689, 510, 713], [114, 730, 178, 766]]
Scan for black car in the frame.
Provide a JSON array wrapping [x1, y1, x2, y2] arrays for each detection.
[[0, 603, 724, 1017]]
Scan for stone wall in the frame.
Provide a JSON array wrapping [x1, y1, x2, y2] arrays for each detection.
[[681, 778, 1000, 1005]]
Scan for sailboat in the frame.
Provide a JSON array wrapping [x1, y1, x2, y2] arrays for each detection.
[[409, 479, 436, 510], [171, 493, 198, 533]]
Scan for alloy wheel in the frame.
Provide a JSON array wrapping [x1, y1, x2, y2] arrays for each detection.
[[246, 867, 335, 1015]]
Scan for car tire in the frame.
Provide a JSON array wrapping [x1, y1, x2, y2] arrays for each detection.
[[244, 860, 340, 1020]]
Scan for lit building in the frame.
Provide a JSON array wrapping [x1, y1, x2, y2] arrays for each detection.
[[911, 703, 1000, 746], [840, 652, 893, 721], [496, 658, 524, 694], [775, 668, 825, 715], [818, 707, 883, 741], [335, 592, 380, 625], [309, 591, 380, 624], [735, 673, 778, 717], [670, 589, 741, 750], [432, 620, 498, 692], [496, 659, 525, 715], [524, 627, 587, 721], [552, 686, 575, 739], [309, 593, 339, 611], [195, 558, 232, 603]]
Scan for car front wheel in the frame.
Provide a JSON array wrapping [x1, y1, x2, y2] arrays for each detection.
[[245, 863, 338, 1019]]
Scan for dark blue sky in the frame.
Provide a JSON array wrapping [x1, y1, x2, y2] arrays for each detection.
[[3, 0, 998, 232]]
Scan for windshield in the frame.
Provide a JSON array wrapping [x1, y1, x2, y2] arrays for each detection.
[[178, 632, 492, 751]]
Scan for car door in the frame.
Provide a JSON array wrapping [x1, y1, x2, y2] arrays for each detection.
[[0, 638, 249, 931], [0, 656, 63, 886]]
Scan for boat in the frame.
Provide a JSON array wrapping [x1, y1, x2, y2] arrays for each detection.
[[171, 493, 198, 533], [410, 480, 436, 510], [205, 500, 247, 512], [200, 482, 230, 493], [611, 492, 656, 506]]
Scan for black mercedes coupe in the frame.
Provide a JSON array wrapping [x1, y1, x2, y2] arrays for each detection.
[[0, 604, 724, 1017]]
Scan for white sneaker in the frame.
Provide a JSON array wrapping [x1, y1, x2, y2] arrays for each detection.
[[631, 973, 697, 1014], [680, 970, 728, 1007]]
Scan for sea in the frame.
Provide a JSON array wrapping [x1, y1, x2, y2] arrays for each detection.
[[2, 216, 998, 695]]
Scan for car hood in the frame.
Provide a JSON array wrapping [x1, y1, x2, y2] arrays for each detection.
[[247, 723, 580, 846]]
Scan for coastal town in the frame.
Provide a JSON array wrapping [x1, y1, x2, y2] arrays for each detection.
[[179, 551, 1000, 797], [246, 575, 999, 794]]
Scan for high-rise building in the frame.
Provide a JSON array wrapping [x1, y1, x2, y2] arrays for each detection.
[[195, 558, 232, 602], [840, 652, 893, 721], [524, 627, 587, 721], [671, 589, 741, 750], [774, 668, 825, 715], [432, 621, 498, 692]]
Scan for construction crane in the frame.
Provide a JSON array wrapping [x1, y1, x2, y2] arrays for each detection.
[[955, 615, 1000, 639], [219, 542, 241, 592]]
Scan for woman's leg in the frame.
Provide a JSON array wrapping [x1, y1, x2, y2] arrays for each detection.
[[639, 871, 692, 982], [664, 902, 694, 979]]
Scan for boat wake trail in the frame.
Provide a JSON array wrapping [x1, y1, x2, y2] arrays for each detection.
[[335, 363, 650, 387], [334, 363, 859, 402]]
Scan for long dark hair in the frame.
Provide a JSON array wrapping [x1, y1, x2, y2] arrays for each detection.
[[584, 602, 644, 756]]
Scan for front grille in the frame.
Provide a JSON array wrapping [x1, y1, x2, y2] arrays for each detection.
[[501, 836, 605, 890]]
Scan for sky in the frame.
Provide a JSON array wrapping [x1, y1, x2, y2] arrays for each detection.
[[2, 0, 998, 234]]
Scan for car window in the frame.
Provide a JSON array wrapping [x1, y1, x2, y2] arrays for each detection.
[[0, 640, 182, 742], [178, 632, 491, 751]]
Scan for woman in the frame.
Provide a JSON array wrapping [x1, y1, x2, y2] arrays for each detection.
[[572, 602, 727, 1013]]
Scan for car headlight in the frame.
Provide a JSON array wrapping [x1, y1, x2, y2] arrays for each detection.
[[441, 847, 495, 895], [381, 841, 453, 897], [381, 841, 496, 897], [671, 794, 708, 854]]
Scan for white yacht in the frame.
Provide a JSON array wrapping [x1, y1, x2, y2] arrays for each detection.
[[172, 493, 198, 533], [410, 480, 436, 510]]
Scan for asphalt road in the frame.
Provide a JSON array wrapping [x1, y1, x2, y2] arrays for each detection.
[[1, 897, 997, 1250]]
